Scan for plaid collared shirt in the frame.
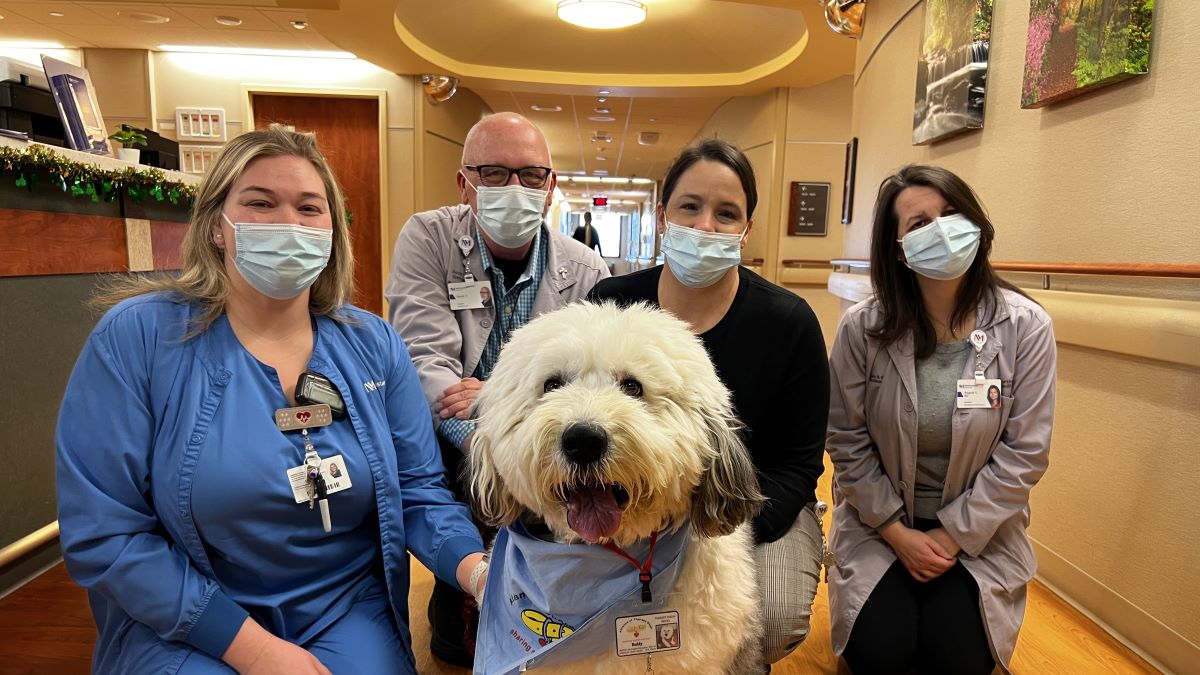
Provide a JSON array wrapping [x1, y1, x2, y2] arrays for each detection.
[[440, 227, 548, 448]]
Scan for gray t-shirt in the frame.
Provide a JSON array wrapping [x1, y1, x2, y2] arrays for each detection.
[[914, 338, 972, 520]]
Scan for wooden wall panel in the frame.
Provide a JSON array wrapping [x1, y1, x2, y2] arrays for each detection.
[[150, 220, 188, 270], [0, 208, 127, 277]]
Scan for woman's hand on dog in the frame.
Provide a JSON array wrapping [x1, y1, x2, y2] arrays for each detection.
[[879, 522, 956, 582], [437, 377, 484, 420]]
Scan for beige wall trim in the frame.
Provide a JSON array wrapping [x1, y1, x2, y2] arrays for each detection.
[[1033, 538, 1191, 675], [1028, 289, 1200, 368], [763, 88, 789, 286], [779, 268, 830, 286], [425, 130, 465, 148], [0, 521, 59, 571], [854, 0, 922, 87]]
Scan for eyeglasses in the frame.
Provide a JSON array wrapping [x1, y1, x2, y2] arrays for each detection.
[[464, 164, 553, 189]]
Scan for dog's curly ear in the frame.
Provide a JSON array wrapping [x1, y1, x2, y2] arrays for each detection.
[[691, 414, 765, 538], [466, 430, 522, 528]]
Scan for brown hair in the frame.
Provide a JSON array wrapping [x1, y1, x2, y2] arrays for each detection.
[[93, 124, 355, 336], [661, 138, 758, 219], [867, 164, 1027, 358]]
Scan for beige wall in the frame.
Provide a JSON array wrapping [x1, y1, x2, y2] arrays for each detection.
[[848, 3, 1200, 672], [415, 86, 492, 214], [82, 49, 153, 136]]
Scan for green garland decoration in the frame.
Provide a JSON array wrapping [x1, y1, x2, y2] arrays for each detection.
[[0, 144, 196, 207]]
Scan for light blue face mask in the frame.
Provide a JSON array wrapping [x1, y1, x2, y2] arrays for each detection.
[[223, 213, 333, 300], [898, 213, 981, 281], [661, 221, 746, 288], [462, 176, 547, 249]]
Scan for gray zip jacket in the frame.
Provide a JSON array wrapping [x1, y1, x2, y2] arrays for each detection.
[[385, 204, 609, 410], [826, 287, 1056, 668]]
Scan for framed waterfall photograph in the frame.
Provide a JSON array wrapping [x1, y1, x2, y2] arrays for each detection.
[[912, 0, 993, 145]]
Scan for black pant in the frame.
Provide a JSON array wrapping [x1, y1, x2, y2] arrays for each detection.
[[842, 519, 996, 675], [427, 436, 493, 667]]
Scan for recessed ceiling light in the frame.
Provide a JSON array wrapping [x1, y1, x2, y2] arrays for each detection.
[[594, 107, 610, 114], [557, 1, 646, 30], [530, 104, 563, 112], [119, 11, 170, 24], [595, 155, 607, 161], [589, 116, 615, 122], [599, 89, 611, 95], [49, 11, 65, 17], [214, 15, 243, 26], [648, 117, 657, 122], [593, 170, 609, 176], [291, 20, 309, 30], [597, 96, 608, 103], [0, 14, 6, 20]]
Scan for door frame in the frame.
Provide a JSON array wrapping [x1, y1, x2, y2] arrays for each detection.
[[242, 85, 389, 303]]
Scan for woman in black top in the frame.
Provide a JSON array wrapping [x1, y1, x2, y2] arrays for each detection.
[[587, 138, 829, 671]]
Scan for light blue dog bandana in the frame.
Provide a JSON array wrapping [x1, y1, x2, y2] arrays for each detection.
[[474, 518, 691, 674]]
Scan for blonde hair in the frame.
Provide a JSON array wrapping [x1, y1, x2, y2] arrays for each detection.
[[94, 124, 355, 335]]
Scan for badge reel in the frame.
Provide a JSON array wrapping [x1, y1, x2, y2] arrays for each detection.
[[448, 232, 493, 311], [277, 372, 352, 533], [956, 330, 1002, 409]]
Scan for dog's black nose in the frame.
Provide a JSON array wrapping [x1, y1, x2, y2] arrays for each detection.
[[561, 422, 608, 466]]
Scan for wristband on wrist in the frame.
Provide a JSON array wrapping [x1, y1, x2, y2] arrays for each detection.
[[468, 559, 489, 598]]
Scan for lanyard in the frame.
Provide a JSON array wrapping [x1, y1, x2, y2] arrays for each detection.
[[602, 530, 660, 603]]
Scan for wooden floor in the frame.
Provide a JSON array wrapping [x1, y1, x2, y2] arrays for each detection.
[[0, 462, 1161, 674]]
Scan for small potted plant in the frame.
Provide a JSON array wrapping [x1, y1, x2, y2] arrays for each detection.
[[108, 124, 148, 164]]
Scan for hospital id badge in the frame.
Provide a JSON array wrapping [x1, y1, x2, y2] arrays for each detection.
[[957, 379, 1003, 409], [286, 454, 353, 503], [448, 280, 493, 311]]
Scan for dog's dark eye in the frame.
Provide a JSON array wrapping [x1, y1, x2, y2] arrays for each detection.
[[618, 377, 643, 398], [543, 377, 565, 394]]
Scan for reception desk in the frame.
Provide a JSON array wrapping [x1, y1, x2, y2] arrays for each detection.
[[0, 137, 198, 593]]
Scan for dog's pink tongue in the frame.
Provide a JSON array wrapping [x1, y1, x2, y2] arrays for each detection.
[[566, 486, 623, 544]]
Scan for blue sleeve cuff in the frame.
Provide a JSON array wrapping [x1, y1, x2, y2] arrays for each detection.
[[438, 417, 477, 450], [186, 588, 249, 660], [436, 535, 486, 592]]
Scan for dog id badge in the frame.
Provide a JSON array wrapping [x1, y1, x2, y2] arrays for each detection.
[[614, 609, 681, 658], [448, 279, 493, 311], [285, 454, 353, 503]]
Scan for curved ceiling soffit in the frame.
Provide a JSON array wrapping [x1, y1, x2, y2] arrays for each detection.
[[388, 13, 811, 92]]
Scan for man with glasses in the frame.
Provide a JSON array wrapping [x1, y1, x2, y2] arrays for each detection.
[[385, 112, 609, 667]]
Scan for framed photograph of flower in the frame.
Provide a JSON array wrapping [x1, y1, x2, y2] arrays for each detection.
[[1021, 0, 1154, 109]]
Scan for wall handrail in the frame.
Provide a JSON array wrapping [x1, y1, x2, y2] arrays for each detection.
[[827, 259, 1200, 279], [780, 259, 833, 268], [0, 521, 59, 571]]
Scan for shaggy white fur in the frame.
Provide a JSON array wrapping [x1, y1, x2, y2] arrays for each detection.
[[470, 301, 765, 674]]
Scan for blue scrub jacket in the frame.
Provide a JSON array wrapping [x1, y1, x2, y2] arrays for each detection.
[[55, 294, 484, 673]]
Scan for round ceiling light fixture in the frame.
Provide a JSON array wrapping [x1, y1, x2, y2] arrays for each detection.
[[557, 1, 646, 30], [119, 11, 170, 24], [214, 15, 243, 26]]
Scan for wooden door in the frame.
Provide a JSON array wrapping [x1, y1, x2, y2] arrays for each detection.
[[251, 94, 382, 315]]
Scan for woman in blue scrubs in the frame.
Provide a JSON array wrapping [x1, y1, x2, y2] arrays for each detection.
[[56, 125, 487, 674]]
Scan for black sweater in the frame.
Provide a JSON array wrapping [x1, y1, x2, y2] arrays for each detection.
[[587, 266, 829, 544]]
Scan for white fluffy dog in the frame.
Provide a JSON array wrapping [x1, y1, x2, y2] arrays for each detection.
[[469, 302, 764, 674]]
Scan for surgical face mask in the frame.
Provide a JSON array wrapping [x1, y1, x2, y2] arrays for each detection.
[[222, 213, 333, 300], [661, 221, 746, 288], [463, 174, 547, 248], [897, 213, 981, 281]]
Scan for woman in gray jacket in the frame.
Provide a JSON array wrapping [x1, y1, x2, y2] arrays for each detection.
[[827, 165, 1056, 674]]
